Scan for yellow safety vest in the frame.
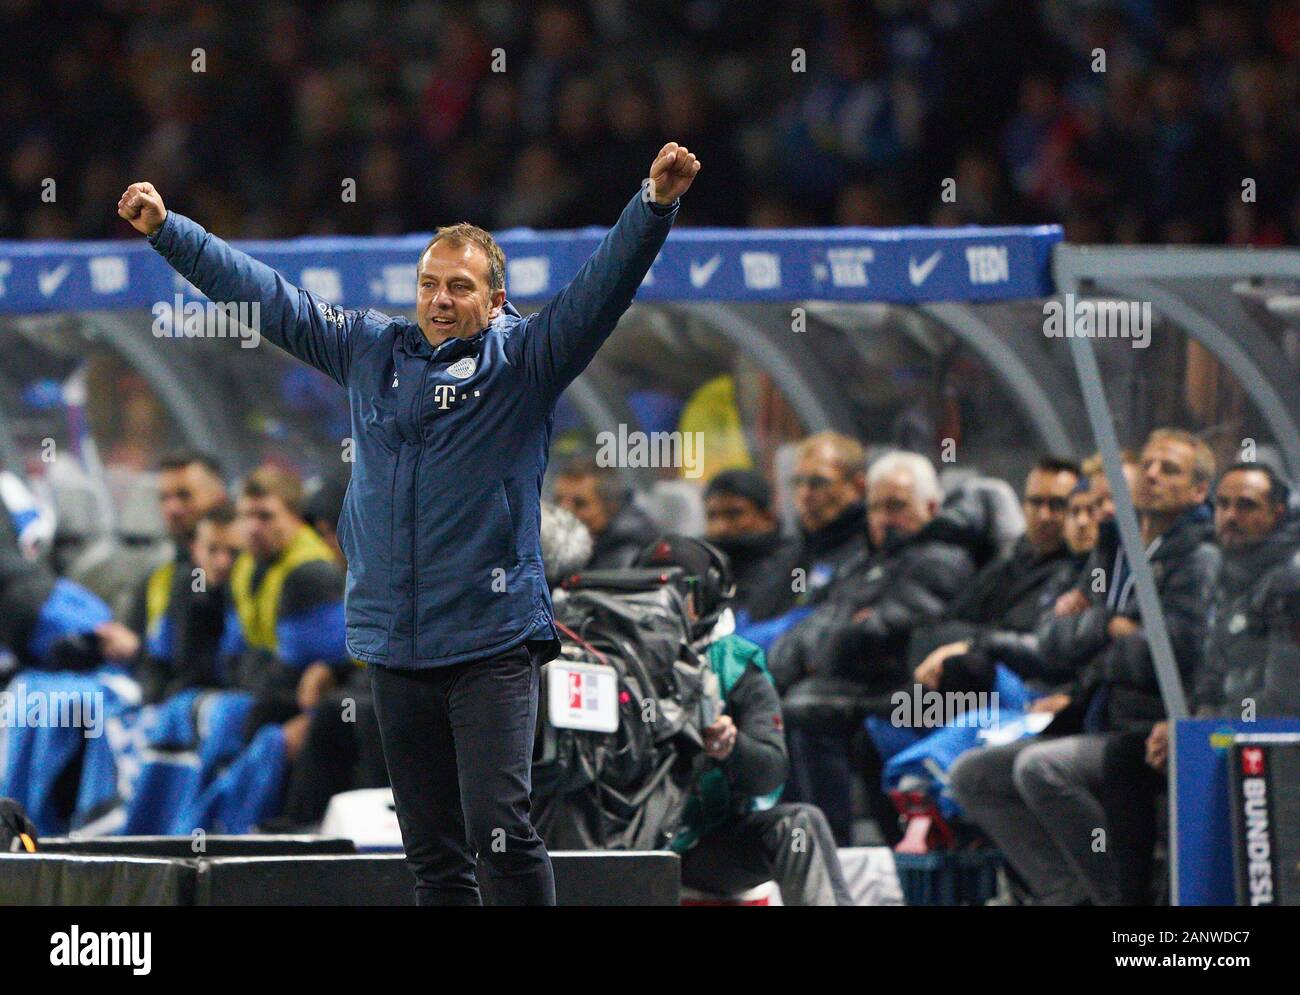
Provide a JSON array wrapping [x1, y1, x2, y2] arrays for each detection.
[[230, 524, 337, 656], [144, 560, 178, 650]]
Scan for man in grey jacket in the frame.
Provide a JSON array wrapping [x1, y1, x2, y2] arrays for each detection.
[[1100, 461, 1298, 903], [949, 429, 1220, 905]]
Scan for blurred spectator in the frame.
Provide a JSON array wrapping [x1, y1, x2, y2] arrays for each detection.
[[1101, 460, 1299, 904], [131, 501, 243, 705], [552, 456, 657, 570], [1080, 449, 1140, 523], [124, 451, 229, 703], [950, 429, 1220, 905], [0, 484, 123, 675], [733, 431, 869, 654], [155, 450, 228, 547], [774, 450, 979, 844], [227, 467, 348, 756], [1064, 477, 1100, 557], [9, 2, 1295, 242], [704, 468, 797, 623], [1193, 461, 1300, 719], [912, 458, 1082, 697]]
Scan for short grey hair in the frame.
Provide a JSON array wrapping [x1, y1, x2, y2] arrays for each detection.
[[866, 450, 942, 506]]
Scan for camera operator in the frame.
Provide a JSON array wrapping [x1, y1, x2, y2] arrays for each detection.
[[636, 536, 852, 906]]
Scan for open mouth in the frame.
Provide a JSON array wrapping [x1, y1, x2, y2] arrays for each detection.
[[430, 316, 455, 326]]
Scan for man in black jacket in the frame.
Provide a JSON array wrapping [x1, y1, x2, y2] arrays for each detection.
[[124, 451, 231, 703], [1100, 461, 1299, 903], [773, 451, 977, 843], [732, 432, 870, 653], [704, 469, 798, 623], [913, 458, 1081, 697], [950, 429, 1220, 905]]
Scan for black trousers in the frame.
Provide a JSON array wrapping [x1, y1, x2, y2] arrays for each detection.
[[1098, 731, 1165, 905], [282, 685, 389, 825], [369, 641, 555, 906]]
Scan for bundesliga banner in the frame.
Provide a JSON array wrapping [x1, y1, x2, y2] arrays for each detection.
[[0, 223, 1061, 315], [1229, 735, 1300, 907]]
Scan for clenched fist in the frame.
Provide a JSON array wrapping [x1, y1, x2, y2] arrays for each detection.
[[647, 142, 701, 205], [117, 181, 167, 236]]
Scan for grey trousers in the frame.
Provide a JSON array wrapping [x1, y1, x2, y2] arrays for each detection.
[[949, 734, 1121, 905], [680, 803, 854, 906]]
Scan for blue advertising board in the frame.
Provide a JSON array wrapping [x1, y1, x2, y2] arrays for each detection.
[[0, 222, 1062, 315], [1173, 717, 1300, 906]]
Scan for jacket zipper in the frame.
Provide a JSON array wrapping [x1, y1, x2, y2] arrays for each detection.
[[411, 355, 430, 662]]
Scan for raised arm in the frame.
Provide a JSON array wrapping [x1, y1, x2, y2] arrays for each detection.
[[118, 182, 355, 386], [511, 143, 700, 397]]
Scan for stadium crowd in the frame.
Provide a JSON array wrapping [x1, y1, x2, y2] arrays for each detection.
[[1, 425, 1297, 904], [6, 0, 1299, 245]]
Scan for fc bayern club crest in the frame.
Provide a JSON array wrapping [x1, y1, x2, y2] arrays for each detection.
[[447, 357, 476, 379]]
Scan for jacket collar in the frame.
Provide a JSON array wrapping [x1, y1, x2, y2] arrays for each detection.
[[803, 501, 866, 557], [1150, 503, 1214, 558], [711, 528, 784, 566], [1097, 502, 1214, 558], [1010, 533, 1072, 568], [1220, 517, 1298, 576]]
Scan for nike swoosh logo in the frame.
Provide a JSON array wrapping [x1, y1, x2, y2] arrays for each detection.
[[908, 251, 942, 287], [689, 254, 723, 288], [38, 262, 73, 297]]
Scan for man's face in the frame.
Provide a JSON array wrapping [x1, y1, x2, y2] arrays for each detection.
[[1087, 464, 1138, 522], [158, 463, 225, 541], [1135, 439, 1208, 516], [554, 474, 611, 537], [191, 519, 244, 588], [1215, 469, 1284, 550], [867, 471, 935, 549], [705, 493, 774, 541], [1064, 490, 1098, 555], [416, 241, 506, 346], [791, 446, 864, 533], [1088, 472, 1114, 522], [1022, 468, 1077, 555], [238, 494, 300, 562]]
